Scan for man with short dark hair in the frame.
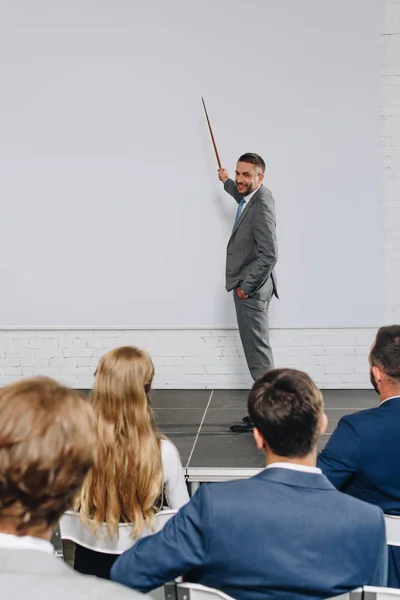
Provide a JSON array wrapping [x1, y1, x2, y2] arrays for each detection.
[[218, 154, 278, 432], [0, 377, 144, 600], [318, 324, 400, 587], [111, 369, 387, 600]]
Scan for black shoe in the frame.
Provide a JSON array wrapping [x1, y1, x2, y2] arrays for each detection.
[[229, 420, 254, 433], [242, 415, 250, 423]]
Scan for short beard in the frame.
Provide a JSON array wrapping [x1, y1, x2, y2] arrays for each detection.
[[246, 180, 259, 195]]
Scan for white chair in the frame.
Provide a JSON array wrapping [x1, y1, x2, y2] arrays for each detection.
[[384, 515, 400, 547], [325, 589, 362, 600], [51, 526, 63, 559], [363, 586, 400, 600], [60, 509, 177, 600], [166, 584, 363, 600], [59, 508, 177, 554], [164, 583, 235, 600]]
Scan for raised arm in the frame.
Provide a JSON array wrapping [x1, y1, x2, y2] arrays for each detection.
[[218, 168, 241, 203]]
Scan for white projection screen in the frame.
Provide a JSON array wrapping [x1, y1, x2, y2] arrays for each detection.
[[0, 0, 382, 328]]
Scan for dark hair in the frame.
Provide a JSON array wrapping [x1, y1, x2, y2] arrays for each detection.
[[248, 368, 323, 458], [371, 325, 400, 382], [238, 153, 266, 173]]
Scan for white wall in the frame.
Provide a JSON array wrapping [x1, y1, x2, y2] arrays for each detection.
[[0, 0, 381, 329], [1, 0, 397, 389], [383, 0, 400, 321]]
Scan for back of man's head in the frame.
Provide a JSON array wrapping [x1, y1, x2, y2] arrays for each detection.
[[0, 377, 96, 538], [248, 368, 324, 458], [370, 325, 400, 391]]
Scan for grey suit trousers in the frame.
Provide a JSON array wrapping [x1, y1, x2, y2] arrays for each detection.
[[233, 277, 274, 380]]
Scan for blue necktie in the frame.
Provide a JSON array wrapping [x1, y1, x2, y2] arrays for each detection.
[[233, 197, 246, 227]]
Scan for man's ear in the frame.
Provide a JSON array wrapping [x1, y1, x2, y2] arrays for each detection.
[[320, 412, 328, 435], [257, 171, 265, 184], [253, 427, 266, 450], [372, 365, 383, 386]]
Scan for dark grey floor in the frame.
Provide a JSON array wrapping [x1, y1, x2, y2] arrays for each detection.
[[80, 388, 377, 472], [151, 388, 378, 471]]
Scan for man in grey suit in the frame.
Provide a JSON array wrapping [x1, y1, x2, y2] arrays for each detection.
[[0, 376, 143, 600], [218, 153, 278, 432]]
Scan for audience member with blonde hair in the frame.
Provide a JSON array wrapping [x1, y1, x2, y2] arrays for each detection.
[[75, 346, 189, 579], [0, 377, 143, 600]]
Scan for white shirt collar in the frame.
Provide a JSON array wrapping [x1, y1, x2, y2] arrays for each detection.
[[380, 395, 400, 406], [243, 185, 261, 204], [266, 462, 322, 474], [0, 533, 54, 554]]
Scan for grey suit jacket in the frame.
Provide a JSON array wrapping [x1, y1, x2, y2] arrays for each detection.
[[224, 179, 278, 300], [0, 548, 144, 600]]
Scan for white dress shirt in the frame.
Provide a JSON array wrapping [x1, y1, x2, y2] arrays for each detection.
[[266, 461, 322, 474], [161, 438, 190, 508], [0, 532, 54, 553], [237, 186, 260, 220], [243, 186, 260, 203]]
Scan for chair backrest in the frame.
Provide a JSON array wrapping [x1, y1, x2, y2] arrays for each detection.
[[51, 526, 63, 559], [363, 586, 400, 600], [169, 585, 363, 600], [325, 589, 363, 600], [384, 514, 400, 547], [59, 508, 177, 554], [165, 583, 235, 600]]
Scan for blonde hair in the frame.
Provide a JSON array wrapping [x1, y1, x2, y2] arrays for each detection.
[[78, 346, 164, 539], [0, 377, 96, 537]]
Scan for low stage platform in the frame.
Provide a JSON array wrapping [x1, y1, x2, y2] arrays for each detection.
[[148, 388, 377, 487]]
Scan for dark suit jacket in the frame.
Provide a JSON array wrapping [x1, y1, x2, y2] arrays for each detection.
[[111, 468, 387, 600], [224, 179, 278, 300], [318, 396, 400, 587]]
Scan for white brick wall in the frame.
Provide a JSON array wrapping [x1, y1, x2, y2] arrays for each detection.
[[0, 1, 397, 390], [0, 328, 377, 389]]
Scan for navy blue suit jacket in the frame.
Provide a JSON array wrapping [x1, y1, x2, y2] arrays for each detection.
[[318, 396, 400, 586], [111, 468, 387, 600]]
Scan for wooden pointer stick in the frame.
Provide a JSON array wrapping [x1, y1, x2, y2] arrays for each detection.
[[201, 97, 222, 169]]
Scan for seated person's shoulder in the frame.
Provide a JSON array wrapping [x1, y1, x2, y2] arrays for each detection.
[[333, 488, 384, 525], [341, 405, 388, 442], [161, 437, 179, 458], [93, 578, 145, 599], [336, 405, 381, 435], [161, 438, 184, 471], [61, 570, 146, 599], [197, 475, 258, 503]]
